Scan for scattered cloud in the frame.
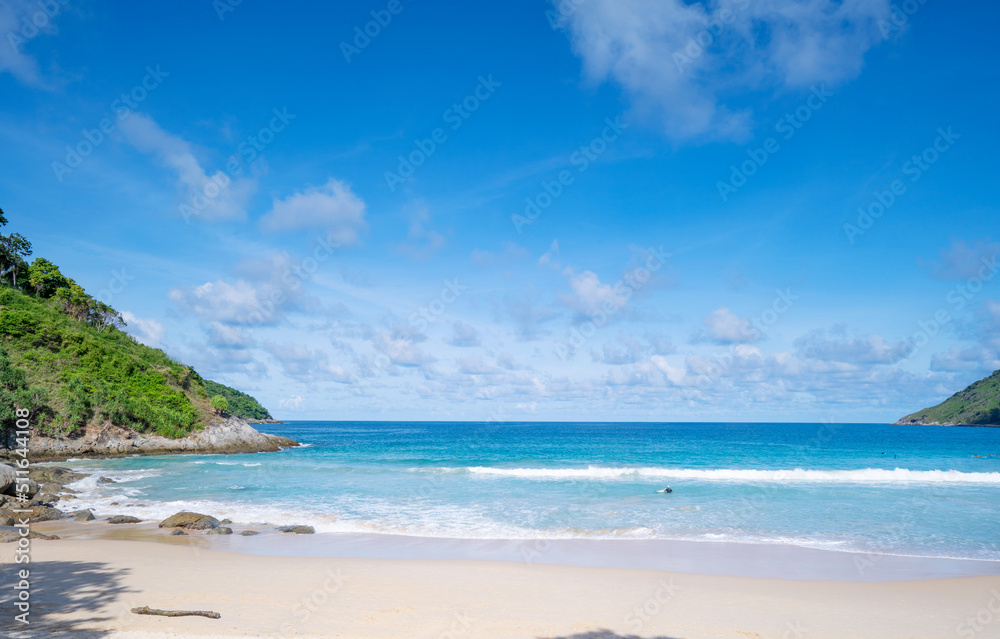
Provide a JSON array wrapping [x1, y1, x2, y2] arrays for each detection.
[[397, 203, 445, 260], [929, 239, 1000, 280], [693, 307, 760, 344], [794, 326, 912, 365], [120, 113, 256, 221], [557, 0, 892, 140], [448, 320, 482, 347], [122, 311, 166, 348], [260, 178, 367, 245], [559, 269, 627, 317]]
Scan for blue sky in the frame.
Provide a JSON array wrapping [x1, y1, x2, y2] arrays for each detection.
[[2, 0, 999, 422]]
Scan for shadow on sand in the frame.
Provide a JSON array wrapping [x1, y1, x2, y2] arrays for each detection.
[[540, 632, 685, 639], [1, 560, 134, 638]]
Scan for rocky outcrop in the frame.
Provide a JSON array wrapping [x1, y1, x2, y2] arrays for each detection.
[[107, 515, 141, 524], [0, 463, 15, 494], [207, 526, 233, 535], [278, 525, 315, 534], [0, 527, 60, 542], [1, 415, 299, 462], [159, 511, 220, 530]]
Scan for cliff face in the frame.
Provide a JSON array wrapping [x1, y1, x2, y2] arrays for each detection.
[[1, 415, 298, 462], [897, 369, 1000, 427]]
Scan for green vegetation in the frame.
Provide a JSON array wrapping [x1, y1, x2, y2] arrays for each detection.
[[203, 380, 273, 420], [899, 369, 1000, 426], [210, 395, 229, 415], [0, 210, 273, 439]]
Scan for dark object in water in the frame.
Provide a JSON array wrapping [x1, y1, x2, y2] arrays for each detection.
[[657, 487, 673, 493]]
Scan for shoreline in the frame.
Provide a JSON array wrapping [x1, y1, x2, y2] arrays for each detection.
[[5, 536, 999, 639], [32, 518, 1000, 583]]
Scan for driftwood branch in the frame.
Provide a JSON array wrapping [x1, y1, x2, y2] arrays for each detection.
[[130, 606, 221, 619]]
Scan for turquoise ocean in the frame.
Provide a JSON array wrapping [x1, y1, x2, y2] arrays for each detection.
[[59, 421, 1000, 562]]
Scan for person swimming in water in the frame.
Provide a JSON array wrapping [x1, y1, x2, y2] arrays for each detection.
[[657, 486, 673, 493]]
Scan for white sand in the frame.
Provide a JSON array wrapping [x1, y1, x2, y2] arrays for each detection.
[[3, 536, 999, 639]]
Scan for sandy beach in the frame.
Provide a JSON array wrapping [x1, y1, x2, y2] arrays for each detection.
[[4, 529, 999, 639]]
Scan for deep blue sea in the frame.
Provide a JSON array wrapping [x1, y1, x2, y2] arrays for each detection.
[[59, 421, 1000, 560]]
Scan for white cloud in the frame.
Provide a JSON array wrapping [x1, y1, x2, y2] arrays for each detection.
[[930, 239, 1000, 280], [260, 178, 367, 245], [456, 356, 500, 375], [696, 307, 760, 344], [120, 113, 256, 221], [560, 270, 627, 316], [373, 326, 436, 367], [397, 203, 445, 259], [278, 395, 305, 411], [0, 0, 56, 88], [557, 0, 892, 140], [448, 320, 482, 347], [169, 279, 265, 325], [122, 311, 166, 348], [793, 326, 912, 365]]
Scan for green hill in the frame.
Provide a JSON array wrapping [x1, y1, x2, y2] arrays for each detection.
[[0, 211, 273, 438], [203, 379, 273, 421], [897, 370, 1000, 426]]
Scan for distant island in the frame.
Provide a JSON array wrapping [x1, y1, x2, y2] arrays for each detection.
[[897, 369, 1000, 427], [0, 210, 294, 459]]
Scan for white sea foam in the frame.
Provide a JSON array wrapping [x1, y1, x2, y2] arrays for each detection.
[[440, 466, 1000, 484]]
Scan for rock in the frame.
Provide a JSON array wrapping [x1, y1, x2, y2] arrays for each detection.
[[73, 510, 96, 521], [0, 416, 300, 461], [34, 492, 59, 505], [0, 526, 60, 542], [0, 464, 15, 494], [240, 530, 259, 536], [169, 529, 188, 536], [3, 478, 40, 499], [27, 505, 64, 522], [107, 515, 141, 524], [158, 511, 220, 530], [278, 525, 315, 535], [97, 476, 117, 484], [207, 527, 233, 535], [220, 518, 232, 525], [0, 509, 14, 526], [110, 502, 119, 506]]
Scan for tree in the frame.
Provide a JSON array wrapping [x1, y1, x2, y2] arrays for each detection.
[[210, 395, 229, 415], [27, 257, 69, 298], [0, 233, 32, 288]]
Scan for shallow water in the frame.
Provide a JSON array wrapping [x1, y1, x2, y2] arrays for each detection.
[[58, 421, 1000, 561]]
